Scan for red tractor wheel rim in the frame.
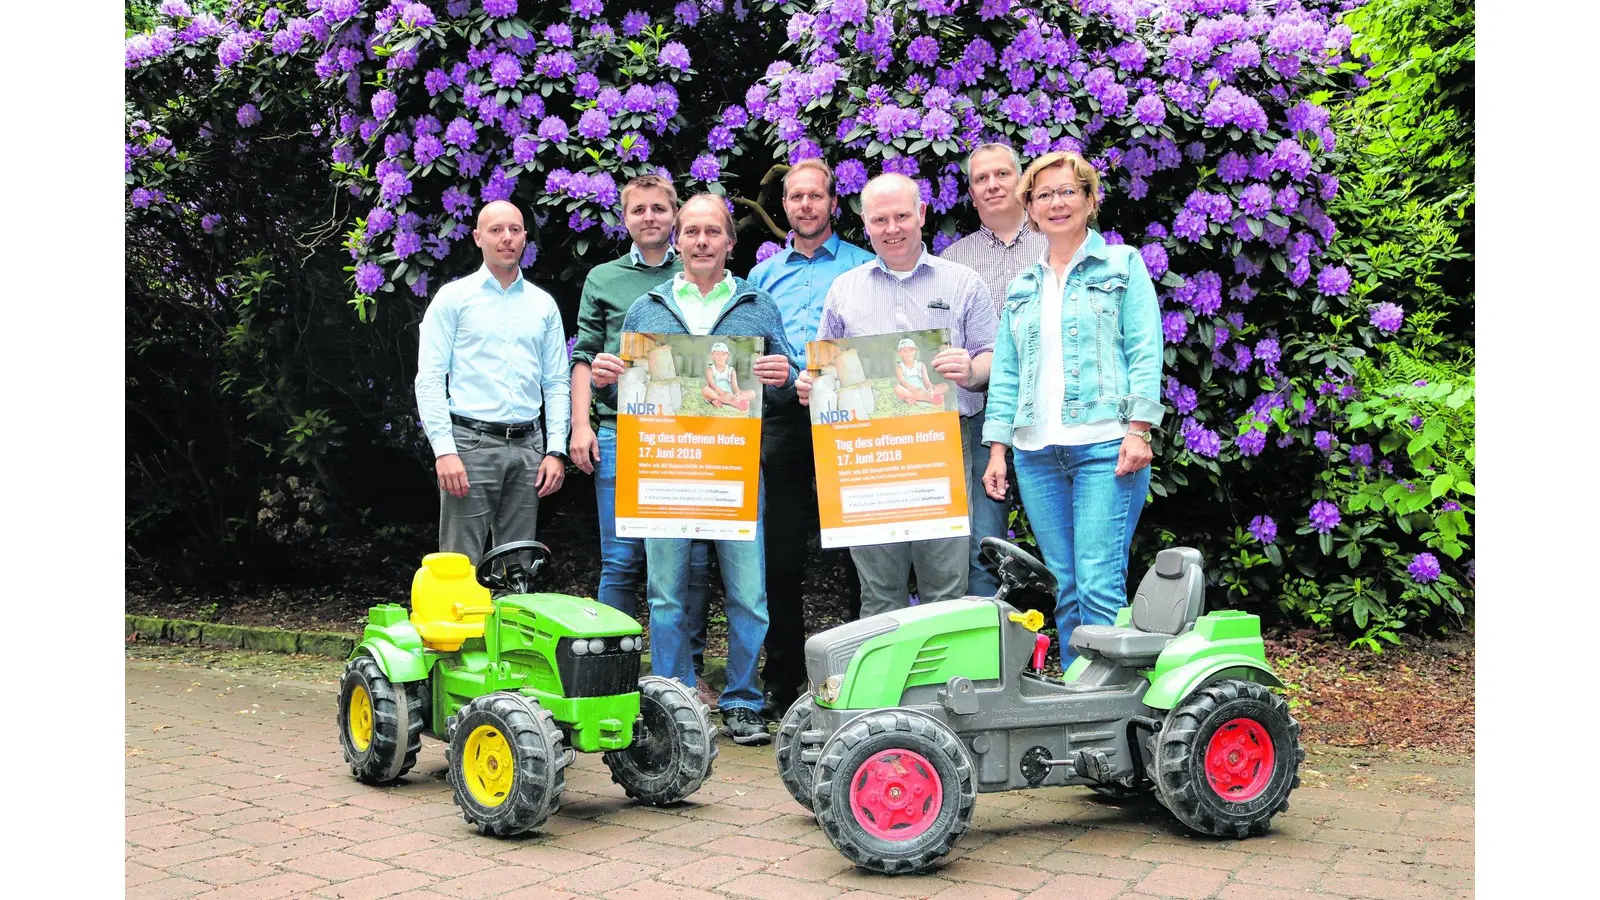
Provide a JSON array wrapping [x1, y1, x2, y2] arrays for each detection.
[[848, 748, 943, 841], [1203, 717, 1276, 802]]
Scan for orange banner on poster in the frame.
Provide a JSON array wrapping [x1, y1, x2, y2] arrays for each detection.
[[811, 411, 970, 548], [616, 417, 763, 541]]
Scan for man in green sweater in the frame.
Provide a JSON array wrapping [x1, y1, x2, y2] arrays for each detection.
[[569, 174, 715, 705]]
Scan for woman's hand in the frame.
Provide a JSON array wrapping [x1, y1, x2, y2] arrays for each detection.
[[796, 369, 813, 406], [1115, 432, 1153, 476], [983, 445, 1009, 501]]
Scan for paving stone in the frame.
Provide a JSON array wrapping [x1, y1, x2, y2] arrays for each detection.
[[125, 656, 1476, 900]]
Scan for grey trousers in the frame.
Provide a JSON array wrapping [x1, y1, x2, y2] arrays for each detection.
[[439, 422, 545, 566], [850, 536, 971, 618]]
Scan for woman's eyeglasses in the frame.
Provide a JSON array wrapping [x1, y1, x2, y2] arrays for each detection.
[[1029, 186, 1081, 205]]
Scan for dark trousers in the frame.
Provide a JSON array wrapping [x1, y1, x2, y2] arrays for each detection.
[[760, 402, 860, 699]]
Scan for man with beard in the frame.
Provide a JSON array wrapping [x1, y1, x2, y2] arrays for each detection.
[[938, 143, 1046, 597], [415, 200, 571, 563], [569, 174, 717, 708], [797, 173, 998, 617], [746, 159, 874, 721], [591, 193, 800, 744]]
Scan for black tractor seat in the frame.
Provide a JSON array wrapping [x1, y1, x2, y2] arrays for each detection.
[[1067, 547, 1205, 668]]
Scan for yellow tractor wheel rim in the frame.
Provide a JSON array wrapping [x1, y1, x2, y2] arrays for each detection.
[[462, 724, 515, 807], [348, 685, 373, 752]]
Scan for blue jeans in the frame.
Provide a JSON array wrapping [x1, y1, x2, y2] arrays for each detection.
[[595, 426, 713, 670], [643, 484, 768, 712], [963, 410, 1008, 598], [1014, 439, 1151, 668]]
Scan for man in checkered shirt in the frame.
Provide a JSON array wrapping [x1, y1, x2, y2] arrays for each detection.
[[797, 173, 999, 617], [938, 142, 1046, 597]]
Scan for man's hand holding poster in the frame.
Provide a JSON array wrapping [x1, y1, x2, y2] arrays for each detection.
[[616, 332, 763, 540], [806, 328, 970, 548]]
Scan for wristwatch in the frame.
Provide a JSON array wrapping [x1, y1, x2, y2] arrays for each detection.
[[1128, 429, 1152, 443], [546, 450, 569, 461]]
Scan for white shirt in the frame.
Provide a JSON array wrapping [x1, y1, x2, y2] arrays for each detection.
[[1012, 245, 1129, 451]]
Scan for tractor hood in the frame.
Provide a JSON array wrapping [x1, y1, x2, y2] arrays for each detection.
[[805, 599, 1002, 708], [498, 592, 643, 636]]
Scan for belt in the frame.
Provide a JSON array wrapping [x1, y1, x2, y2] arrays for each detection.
[[451, 414, 541, 440]]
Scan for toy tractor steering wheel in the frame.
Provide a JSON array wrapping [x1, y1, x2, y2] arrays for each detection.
[[476, 541, 552, 595], [980, 537, 1057, 600]]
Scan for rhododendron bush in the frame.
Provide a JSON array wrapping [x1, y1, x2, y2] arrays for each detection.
[[125, 0, 1473, 642]]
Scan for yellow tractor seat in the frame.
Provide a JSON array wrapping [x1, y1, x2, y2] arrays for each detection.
[[409, 552, 494, 651]]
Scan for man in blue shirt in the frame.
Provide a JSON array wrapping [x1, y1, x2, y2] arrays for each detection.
[[414, 200, 571, 563], [746, 159, 874, 720]]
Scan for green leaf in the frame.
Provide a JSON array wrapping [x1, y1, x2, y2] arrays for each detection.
[[1318, 533, 1333, 555], [1430, 474, 1454, 499], [1264, 544, 1282, 567]]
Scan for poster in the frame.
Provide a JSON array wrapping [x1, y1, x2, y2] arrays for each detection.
[[615, 332, 764, 540], [807, 329, 970, 548]]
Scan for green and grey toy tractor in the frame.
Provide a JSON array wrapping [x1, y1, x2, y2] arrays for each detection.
[[776, 538, 1303, 874], [336, 541, 716, 835]]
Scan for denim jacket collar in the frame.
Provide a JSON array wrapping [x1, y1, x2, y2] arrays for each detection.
[[1008, 229, 1112, 299]]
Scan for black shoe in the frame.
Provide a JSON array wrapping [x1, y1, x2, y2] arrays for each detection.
[[759, 690, 799, 723], [721, 707, 773, 746]]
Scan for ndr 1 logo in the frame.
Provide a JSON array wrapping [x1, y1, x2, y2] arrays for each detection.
[[814, 409, 853, 423]]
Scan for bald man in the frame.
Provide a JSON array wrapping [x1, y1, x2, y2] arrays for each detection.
[[414, 200, 571, 563], [797, 174, 999, 617]]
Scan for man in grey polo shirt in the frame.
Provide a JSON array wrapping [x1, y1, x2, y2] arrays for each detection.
[[939, 142, 1047, 597], [797, 174, 999, 617]]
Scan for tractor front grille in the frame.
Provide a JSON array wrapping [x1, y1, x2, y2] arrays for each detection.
[[556, 639, 642, 698]]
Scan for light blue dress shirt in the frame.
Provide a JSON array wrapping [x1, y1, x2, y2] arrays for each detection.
[[414, 264, 572, 458], [628, 242, 677, 266], [747, 231, 875, 356]]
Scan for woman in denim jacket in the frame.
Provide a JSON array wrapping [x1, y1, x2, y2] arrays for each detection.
[[979, 152, 1165, 666]]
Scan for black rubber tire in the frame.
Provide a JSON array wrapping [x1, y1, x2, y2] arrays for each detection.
[[774, 692, 819, 811], [1153, 679, 1304, 838], [812, 709, 976, 875], [338, 655, 424, 785], [445, 692, 568, 836], [603, 676, 718, 806]]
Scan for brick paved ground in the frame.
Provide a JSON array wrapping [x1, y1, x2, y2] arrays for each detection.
[[126, 655, 1474, 899]]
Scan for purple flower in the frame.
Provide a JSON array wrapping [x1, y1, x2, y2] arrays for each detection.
[[1236, 427, 1267, 457], [1317, 266, 1352, 296], [1184, 423, 1221, 458], [756, 241, 782, 263], [379, 171, 413, 204], [659, 41, 691, 70], [366, 206, 396, 236], [424, 69, 451, 95], [722, 104, 749, 130], [236, 103, 262, 127], [1248, 515, 1278, 545], [622, 10, 650, 35], [200, 213, 223, 233], [1161, 310, 1188, 343], [1370, 302, 1405, 333], [483, 0, 518, 17], [572, 0, 604, 19], [1308, 501, 1341, 534], [1348, 443, 1373, 468], [400, 3, 435, 27], [490, 54, 522, 87], [1407, 552, 1441, 584], [444, 117, 477, 147], [545, 23, 574, 46], [537, 116, 568, 143], [835, 158, 868, 194], [1132, 94, 1166, 126], [354, 261, 384, 293], [393, 230, 422, 258], [690, 154, 721, 182], [576, 108, 611, 140], [1314, 431, 1335, 454], [908, 36, 940, 66]]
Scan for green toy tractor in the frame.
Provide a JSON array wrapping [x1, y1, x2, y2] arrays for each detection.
[[776, 538, 1303, 874], [336, 541, 717, 835]]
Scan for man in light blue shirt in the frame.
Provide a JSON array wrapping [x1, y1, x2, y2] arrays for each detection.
[[414, 200, 571, 563], [745, 158, 874, 720]]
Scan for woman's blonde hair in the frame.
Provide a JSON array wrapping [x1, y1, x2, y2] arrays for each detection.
[[1014, 151, 1101, 224]]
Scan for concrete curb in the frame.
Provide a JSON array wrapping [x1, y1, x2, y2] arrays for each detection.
[[124, 614, 736, 690]]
